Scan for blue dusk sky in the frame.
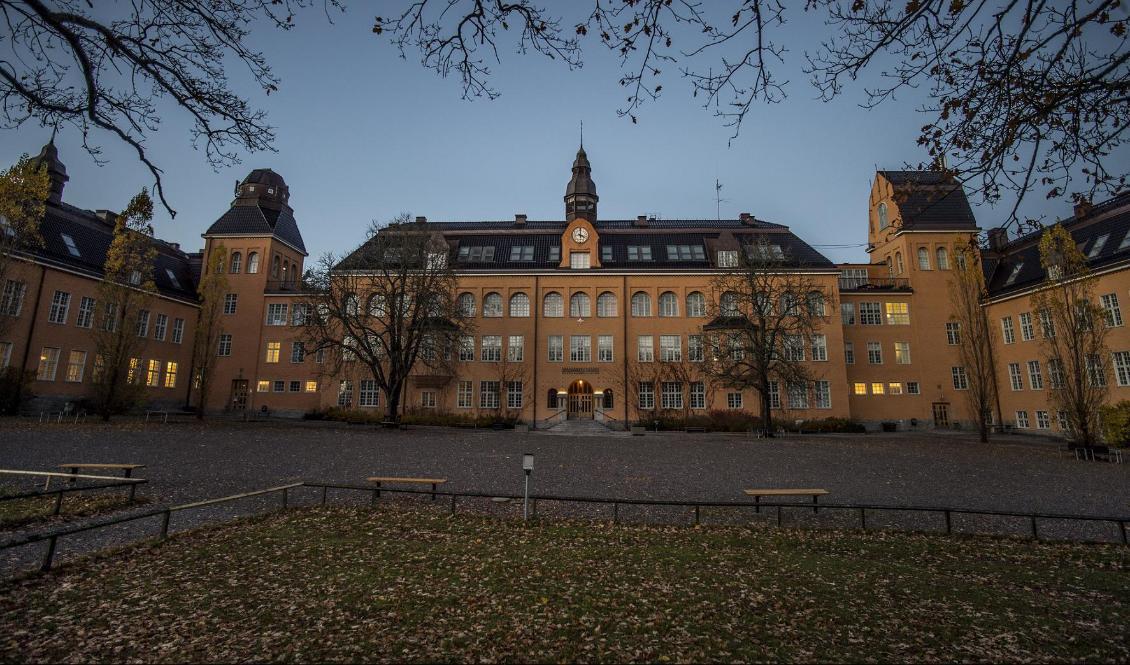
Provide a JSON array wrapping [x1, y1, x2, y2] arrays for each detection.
[[1, 4, 1119, 264]]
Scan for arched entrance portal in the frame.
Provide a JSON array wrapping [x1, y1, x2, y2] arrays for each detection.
[[567, 380, 594, 419]]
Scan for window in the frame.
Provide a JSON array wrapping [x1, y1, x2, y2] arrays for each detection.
[[658, 292, 678, 317], [1004, 262, 1024, 285], [1008, 363, 1023, 391], [603, 389, 614, 410], [75, 296, 95, 328], [547, 246, 561, 262], [165, 362, 178, 388], [917, 247, 930, 270], [479, 381, 500, 409], [867, 341, 882, 364], [1039, 308, 1055, 338], [483, 293, 503, 317], [627, 245, 652, 261], [597, 292, 617, 317], [548, 335, 563, 362], [224, 293, 238, 315], [48, 290, 70, 324], [337, 380, 353, 407], [637, 336, 654, 362], [945, 322, 961, 345], [457, 381, 473, 408], [728, 335, 744, 361], [1036, 411, 1050, 429], [569, 292, 591, 317], [1019, 312, 1034, 341], [686, 291, 706, 317], [638, 382, 655, 409], [1048, 358, 1066, 388], [788, 382, 809, 409], [1102, 293, 1123, 327], [570, 336, 591, 362], [507, 335, 524, 362], [811, 335, 828, 362], [229, 252, 242, 274], [292, 304, 312, 326], [952, 366, 969, 390], [543, 292, 563, 317], [598, 335, 614, 362], [853, 383, 867, 395], [288, 380, 301, 393], [688, 335, 704, 362], [291, 342, 306, 363], [246, 252, 260, 274], [266, 303, 288, 326], [871, 382, 885, 395], [895, 252, 905, 274], [508, 293, 530, 317], [481, 336, 501, 362], [1, 280, 27, 316], [666, 245, 706, 261], [217, 334, 232, 356], [1015, 411, 1030, 429], [64, 350, 86, 382], [1114, 351, 1130, 386], [506, 381, 523, 409], [266, 341, 281, 363], [359, 380, 380, 407], [457, 246, 496, 263], [1088, 233, 1110, 258], [153, 314, 167, 341], [844, 342, 854, 365], [415, 390, 437, 409], [768, 382, 780, 409], [907, 382, 920, 395], [841, 303, 855, 325], [689, 382, 706, 409], [877, 202, 889, 229], [727, 391, 743, 409], [569, 252, 591, 269], [784, 335, 805, 362], [129, 270, 142, 286], [717, 250, 738, 268], [1057, 410, 1068, 429], [0, 342, 10, 368], [894, 342, 911, 364], [653, 335, 679, 362], [885, 303, 910, 325], [1001, 317, 1015, 344], [779, 293, 798, 316], [1087, 354, 1107, 387], [60, 233, 81, 257], [746, 243, 785, 261], [659, 382, 682, 409], [272, 255, 281, 278], [815, 381, 831, 409], [601, 245, 613, 262], [1028, 360, 1044, 390], [257, 380, 270, 393], [136, 310, 149, 337], [509, 245, 535, 262], [630, 292, 651, 317], [806, 291, 826, 317], [458, 293, 476, 317], [936, 247, 950, 270], [145, 359, 161, 387], [859, 302, 882, 325]]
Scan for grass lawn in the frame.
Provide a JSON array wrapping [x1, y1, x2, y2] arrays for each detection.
[[1, 505, 1127, 663]]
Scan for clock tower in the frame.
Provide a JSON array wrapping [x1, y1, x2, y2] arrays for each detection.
[[564, 144, 598, 223]]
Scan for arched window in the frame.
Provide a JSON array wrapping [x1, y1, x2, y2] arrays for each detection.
[[247, 252, 260, 274], [631, 292, 651, 317], [878, 202, 889, 229], [290, 262, 299, 284], [806, 291, 826, 317], [344, 293, 359, 316], [597, 291, 617, 317], [895, 252, 905, 274], [543, 292, 563, 317], [721, 292, 740, 317], [280, 262, 288, 283], [936, 246, 950, 270], [603, 389, 614, 409], [779, 293, 797, 316], [272, 255, 281, 278], [885, 256, 893, 276], [955, 248, 968, 270], [229, 252, 242, 274], [658, 291, 679, 317], [917, 247, 930, 270], [547, 389, 559, 409], [368, 294, 387, 317], [686, 291, 706, 317], [755, 292, 772, 316], [570, 292, 591, 318], [457, 293, 476, 317], [214, 252, 225, 274], [483, 292, 503, 317], [509, 293, 530, 317]]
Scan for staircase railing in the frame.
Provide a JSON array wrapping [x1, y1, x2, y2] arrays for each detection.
[[534, 408, 567, 430]]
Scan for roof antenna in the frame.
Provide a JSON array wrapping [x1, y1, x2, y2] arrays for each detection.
[[714, 175, 728, 222], [49, 124, 58, 145], [580, 120, 583, 149]]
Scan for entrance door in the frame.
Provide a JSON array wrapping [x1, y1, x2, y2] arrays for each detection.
[[231, 380, 249, 411], [932, 402, 949, 428], [567, 380, 593, 419]]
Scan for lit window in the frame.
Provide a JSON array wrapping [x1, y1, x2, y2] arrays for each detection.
[[257, 380, 270, 393], [871, 382, 885, 395], [146, 359, 161, 387], [164, 362, 178, 388], [65, 350, 86, 383], [266, 342, 280, 363], [885, 302, 910, 325], [853, 383, 867, 396]]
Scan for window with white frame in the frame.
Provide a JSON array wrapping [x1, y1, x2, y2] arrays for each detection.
[[638, 382, 655, 409], [570, 292, 591, 318], [1038, 308, 1055, 338], [1087, 353, 1107, 386], [359, 380, 380, 407], [859, 302, 882, 325], [266, 303, 288, 325], [548, 335, 563, 362], [1057, 410, 1068, 429], [217, 334, 232, 356], [509, 293, 530, 317], [1015, 410, 1030, 428], [788, 382, 809, 409], [76, 297, 95, 328], [815, 381, 831, 408], [894, 341, 911, 364], [844, 342, 854, 365], [867, 341, 882, 364], [136, 310, 149, 337], [459, 335, 475, 361], [690, 382, 705, 409], [172, 318, 184, 344], [1048, 357, 1066, 388], [721, 292, 741, 317], [151, 314, 166, 342], [840, 302, 855, 325], [631, 292, 651, 317], [1027, 360, 1044, 389], [769, 381, 780, 408], [727, 391, 743, 409], [686, 292, 706, 317], [658, 292, 679, 317], [945, 322, 961, 345], [507, 381, 523, 409], [1, 279, 27, 316], [48, 290, 70, 324], [570, 335, 591, 362], [1101, 293, 1123, 327], [784, 335, 805, 362], [597, 292, 617, 317], [569, 252, 590, 269], [1019, 312, 1034, 340], [420, 390, 437, 408], [483, 293, 503, 317], [688, 335, 704, 362], [508, 335, 524, 362], [717, 250, 738, 267], [509, 245, 534, 262], [637, 335, 654, 362], [543, 292, 563, 317], [223, 293, 238, 315], [661, 382, 683, 409], [291, 341, 306, 363], [907, 381, 920, 395], [598, 335, 614, 362], [457, 381, 473, 408], [807, 291, 826, 317], [166, 362, 179, 388], [337, 380, 353, 407], [458, 293, 476, 317], [1008, 363, 1023, 390], [1036, 411, 1050, 429], [65, 350, 86, 383], [266, 341, 281, 363], [811, 334, 827, 361], [146, 359, 161, 387], [1114, 351, 1130, 386], [1001, 316, 1015, 344], [659, 335, 681, 362], [936, 247, 950, 270], [917, 247, 930, 270], [627, 246, 652, 261], [480, 336, 501, 362], [885, 302, 910, 325], [728, 335, 744, 361], [952, 366, 969, 390]]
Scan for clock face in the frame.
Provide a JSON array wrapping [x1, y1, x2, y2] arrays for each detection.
[[572, 227, 589, 244]]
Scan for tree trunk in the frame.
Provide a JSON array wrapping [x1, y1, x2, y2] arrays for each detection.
[[385, 383, 402, 424], [978, 419, 988, 443], [760, 389, 774, 437]]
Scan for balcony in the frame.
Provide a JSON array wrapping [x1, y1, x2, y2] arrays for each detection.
[[838, 276, 912, 292], [263, 279, 307, 294]]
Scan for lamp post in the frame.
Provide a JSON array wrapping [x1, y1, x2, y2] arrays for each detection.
[[522, 452, 534, 521]]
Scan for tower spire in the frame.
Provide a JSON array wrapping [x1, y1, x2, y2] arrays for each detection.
[[580, 120, 583, 149]]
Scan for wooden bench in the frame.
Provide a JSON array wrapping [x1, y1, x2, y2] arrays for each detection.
[[744, 488, 829, 514], [368, 476, 447, 501], [684, 426, 707, 433], [47, 463, 146, 490]]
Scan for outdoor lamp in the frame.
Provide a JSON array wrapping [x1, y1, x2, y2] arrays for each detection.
[[522, 453, 534, 521], [523, 453, 535, 473]]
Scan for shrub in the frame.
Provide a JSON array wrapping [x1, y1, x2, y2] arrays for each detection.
[[1100, 400, 1130, 447], [0, 368, 34, 416], [304, 407, 519, 429]]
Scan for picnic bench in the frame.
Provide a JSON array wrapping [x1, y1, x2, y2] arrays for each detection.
[[368, 476, 447, 501], [45, 463, 146, 490], [744, 488, 830, 514]]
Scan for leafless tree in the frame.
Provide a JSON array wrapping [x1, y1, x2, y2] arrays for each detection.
[[0, 0, 340, 216], [376, 1, 1128, 231], [190, 244, 229, 418], [701, 240, 833, 435], [948, 242, 998, 442], [301, 214, 471, 423], [1032, 223, 1111, 445], [0, 154, 48, 338], [485, 352, 530, 422]]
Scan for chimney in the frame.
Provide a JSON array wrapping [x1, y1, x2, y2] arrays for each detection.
[[988, 227, 1008, 252], [739, 212, 755, 225], [95, 210, 118, 225], [1074, 199, 1093, 220], [169, 242, 180, 252], [415, 216, 427, 224], [514, 214, 527, 226], [633, 215, 648, 228]]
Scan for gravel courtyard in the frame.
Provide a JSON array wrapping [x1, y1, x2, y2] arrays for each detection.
[[1, 419, 1128, 573]]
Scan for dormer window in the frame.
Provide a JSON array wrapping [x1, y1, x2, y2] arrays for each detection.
[[0, 215, 12, 238], [666, 245, 705, 260], [60, 233, 80, 257], [248, 185, 256, 192], [547, 246, 561, 262], [745, 243, 785, 261], [509, 246, 534, 261], [1088, 233, 1109, 258], [267, 187, 275, 195], [457, 246, 495, 262], [1004, 262, 1024, 285], [717, 250, 738, 267], [601, 245, 613, 262], [165, 269, 181, 288], [627, 245, 652, 261], [129, 270, 142, 285], [878, 202, 889, 230]]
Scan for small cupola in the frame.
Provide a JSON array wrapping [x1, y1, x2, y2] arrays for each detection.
[[565, 145, 599, 222], [31, 138, 69, 205], [233, 168, 290, 211]]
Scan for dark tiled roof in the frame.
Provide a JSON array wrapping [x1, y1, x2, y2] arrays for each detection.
[[25, 205, 198, 301], [204, 203, 307, 254], [986, 195, 1130, 298], [879, 171, 978, 231], [420, 218, 787, 231]]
